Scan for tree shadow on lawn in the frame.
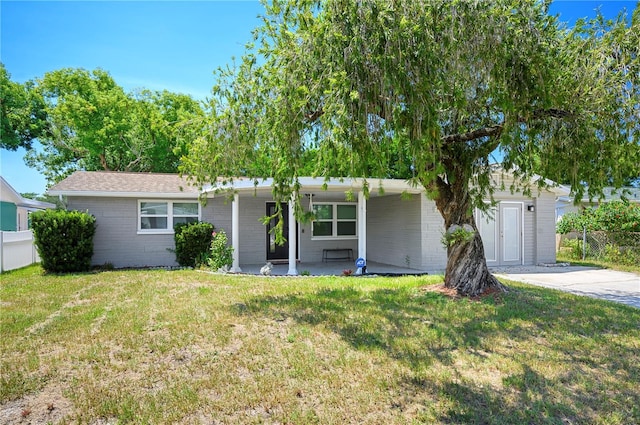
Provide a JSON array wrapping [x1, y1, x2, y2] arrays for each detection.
[[233, 282, 640, 423]]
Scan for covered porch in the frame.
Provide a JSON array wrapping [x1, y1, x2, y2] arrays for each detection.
[[203, 177, 432, 275]]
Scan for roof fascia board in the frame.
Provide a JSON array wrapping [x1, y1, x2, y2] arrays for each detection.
[[46, 191, 200, 199], [17, 200, 56, 209]]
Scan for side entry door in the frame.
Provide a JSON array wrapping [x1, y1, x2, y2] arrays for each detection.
[[476, 202, 522, 266]]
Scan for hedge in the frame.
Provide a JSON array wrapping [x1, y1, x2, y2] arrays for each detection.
[[31, 209, 96, 273], [173, 222, 215, 267]]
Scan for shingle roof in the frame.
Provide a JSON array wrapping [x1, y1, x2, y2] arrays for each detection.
[[47, 171, 201, 197]]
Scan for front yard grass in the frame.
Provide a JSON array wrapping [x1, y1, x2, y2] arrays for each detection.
[[1, 265, 638, 424]]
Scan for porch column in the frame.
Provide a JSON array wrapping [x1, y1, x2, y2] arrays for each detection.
[[358, 191, 367, 263], [287, 195, 298, 275], [230, 193, 242, 273]]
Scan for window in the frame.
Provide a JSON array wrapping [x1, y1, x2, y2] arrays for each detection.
[[312, 203, 357, 238], [138, 200, 200, 233]]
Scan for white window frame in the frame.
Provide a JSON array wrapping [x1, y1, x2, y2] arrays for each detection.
[[311, 202, 357, 240], [137, 200, 201, 234]]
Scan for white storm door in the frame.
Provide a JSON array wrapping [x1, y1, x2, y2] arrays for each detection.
[[500, 203, 522, 265], [477, 207, 498, 265]]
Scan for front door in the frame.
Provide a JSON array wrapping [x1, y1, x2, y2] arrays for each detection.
[[266, 202, 289, 261], [476, 202, 523, 266]]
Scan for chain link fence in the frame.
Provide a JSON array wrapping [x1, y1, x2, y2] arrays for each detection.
[[558, 229, 640, 266]]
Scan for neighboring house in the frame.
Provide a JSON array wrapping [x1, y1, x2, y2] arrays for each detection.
[[1, 176, 55, 231], [47, 171, 564, 273], [556, 186, 640, 221]]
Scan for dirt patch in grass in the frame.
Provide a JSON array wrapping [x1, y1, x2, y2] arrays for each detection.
[[1, 383, 73, 425], [422, 283, 504, 302]]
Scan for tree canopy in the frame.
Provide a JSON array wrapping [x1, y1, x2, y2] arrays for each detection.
[[1, 66, 206, 183], [183, 0, 640, 295], [0, 64, 49, 151]]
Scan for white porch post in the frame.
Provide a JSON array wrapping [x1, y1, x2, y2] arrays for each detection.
[[358, 191, 367, 264], [230, 193, 242, 272], [287, 195, 298, 275]]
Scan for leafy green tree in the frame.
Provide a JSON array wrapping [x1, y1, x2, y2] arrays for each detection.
[[0, 63, 49, 150], [128, 90, 206, 173], [22, 68, 205, 183], [24, 68, 134, 181], [183, 0, 639, 296]]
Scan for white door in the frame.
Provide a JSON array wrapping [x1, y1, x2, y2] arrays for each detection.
[[476, 203, 523, 266], [477, 206, 498, 265]]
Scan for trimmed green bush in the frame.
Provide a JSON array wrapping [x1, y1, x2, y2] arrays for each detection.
[[31, 209, 96, 273], [174, 222, 215, 267]]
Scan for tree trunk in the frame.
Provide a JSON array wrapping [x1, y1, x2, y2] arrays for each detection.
[[444, 227, 504, 296], [430, 174, 507, 297]]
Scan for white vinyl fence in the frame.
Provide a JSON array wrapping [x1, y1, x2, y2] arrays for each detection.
[[0, 230, 40, 273]]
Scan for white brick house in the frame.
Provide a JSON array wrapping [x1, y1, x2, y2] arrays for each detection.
[[47, 171, 563, 273]]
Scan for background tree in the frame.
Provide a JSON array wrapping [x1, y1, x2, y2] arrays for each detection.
[[185, 0, 639, 296], [20, 67, 205, 183], [0, 63, 49, 150]]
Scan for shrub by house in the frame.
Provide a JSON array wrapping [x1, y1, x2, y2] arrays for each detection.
[[173, 222, 215, 268], [31, 209, 96, 273]]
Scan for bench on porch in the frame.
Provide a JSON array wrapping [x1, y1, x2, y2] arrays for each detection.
[[322, 248, 354, 262]]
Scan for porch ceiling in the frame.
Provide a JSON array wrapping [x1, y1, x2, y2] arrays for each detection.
[[203, 177, 424, 199]]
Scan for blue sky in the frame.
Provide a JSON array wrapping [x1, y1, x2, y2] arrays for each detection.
[[1, 0, 636, 196]]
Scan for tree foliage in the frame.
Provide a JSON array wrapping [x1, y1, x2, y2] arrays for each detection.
[[181, 0, 639, 295], [558, 201, 640, 233], [0, 66, 206, 183], [0, 63, 49, 150]]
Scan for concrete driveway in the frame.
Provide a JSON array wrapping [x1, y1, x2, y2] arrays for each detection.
[[493, 266, 640, 308]]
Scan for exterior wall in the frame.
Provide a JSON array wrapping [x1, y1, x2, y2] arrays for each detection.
[[17, 207, 30, 231], [535, 191, 557, 264], [65, 185, 559, 270], [419, 195, 448, 271], [0, 201, 17, 231], [367, 194, 425, 269], [482, 189, 558, 266], [237, 196, 269, 264], [67, 196, 229, 268], [298, 196, 358, 263]]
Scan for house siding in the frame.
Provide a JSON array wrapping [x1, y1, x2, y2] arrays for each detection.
[[64, 183, 559, 270], [297, 196, 358, 263], [367, 194, 425, 270], [535, 192, 557, 264], [66, 196, 230, 268], [1, 201, 17, 231], [479, 190, 557, 266], [237, 197, 269, 264], [419, 195, 448, 271]]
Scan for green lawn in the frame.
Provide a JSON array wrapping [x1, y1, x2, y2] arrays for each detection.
[[1, 266, 638, 424]]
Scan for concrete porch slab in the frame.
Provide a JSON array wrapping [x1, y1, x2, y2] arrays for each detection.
[[238, 260, 435, 276]]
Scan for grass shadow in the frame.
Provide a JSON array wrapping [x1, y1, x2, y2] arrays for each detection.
[[234, 279, 640, 423]]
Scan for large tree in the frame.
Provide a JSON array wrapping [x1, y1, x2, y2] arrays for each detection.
[[17, 68, 205, 183], [0, 63, 49, 150], [183, 0, 639, 296]]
